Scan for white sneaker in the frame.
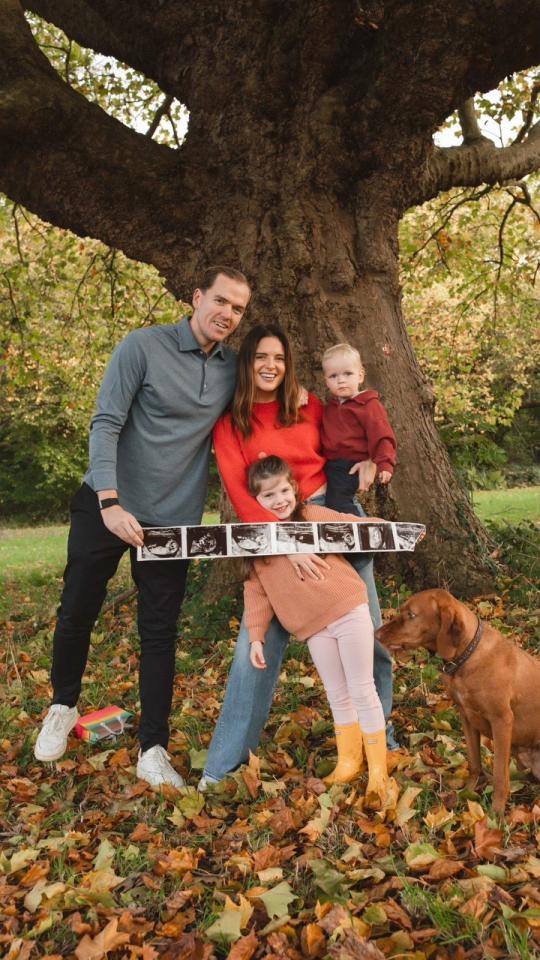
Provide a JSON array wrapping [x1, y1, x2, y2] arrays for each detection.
[[34, 704, 79, 761], [136, 745, 184, 788]]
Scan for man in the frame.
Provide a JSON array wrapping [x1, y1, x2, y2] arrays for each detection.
[[34, 266, 251, 787]]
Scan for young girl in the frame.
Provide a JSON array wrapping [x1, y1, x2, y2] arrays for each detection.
[[243, 455, 395, 805]]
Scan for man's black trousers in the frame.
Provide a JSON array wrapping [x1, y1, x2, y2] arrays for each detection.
[[51, 483, 189, 751]]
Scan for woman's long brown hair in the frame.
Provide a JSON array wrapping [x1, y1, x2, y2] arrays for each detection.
[[231, 324, 302, 439]]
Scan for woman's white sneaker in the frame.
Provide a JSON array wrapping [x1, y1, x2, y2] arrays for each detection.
[[136, 745, 184, 788], [34, 705, 79, 761]]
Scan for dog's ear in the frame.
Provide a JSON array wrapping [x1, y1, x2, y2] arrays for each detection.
[[436, 596, 465, 659]]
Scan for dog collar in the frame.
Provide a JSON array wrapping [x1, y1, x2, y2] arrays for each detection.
[[439, 617, 483, 675]]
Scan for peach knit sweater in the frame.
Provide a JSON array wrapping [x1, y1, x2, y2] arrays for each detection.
[[244, 504, 368, 643]]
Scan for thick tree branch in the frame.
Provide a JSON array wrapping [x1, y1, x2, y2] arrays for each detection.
[[0, 0, 200, 279], [21, 0, 228, 107], [25, 0, 118, 59], [410, 122, 540, 207], [24, 0, 198, 110], [457, 99, 489, 144]]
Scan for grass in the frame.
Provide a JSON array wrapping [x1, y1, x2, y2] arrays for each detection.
[[0, 524, 68, 578], [473, 485, 539, 524], [0, 512, 221, 619]]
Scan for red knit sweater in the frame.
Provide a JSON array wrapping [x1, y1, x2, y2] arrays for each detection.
[[212, 393, 327, 522], [321, 390, 397, 475], [244, 504, 368, 642]]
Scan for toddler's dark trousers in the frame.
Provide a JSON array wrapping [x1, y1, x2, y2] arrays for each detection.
[[324, 458, 363, 516], [50, 483, 189, 751]]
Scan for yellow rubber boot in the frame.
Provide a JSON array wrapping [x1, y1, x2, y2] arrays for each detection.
[[323, 722, 364, 785], [363, 728, 393, 804]]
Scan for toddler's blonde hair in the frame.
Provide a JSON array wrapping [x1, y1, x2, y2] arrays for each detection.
[[322, 343, 364, 369]]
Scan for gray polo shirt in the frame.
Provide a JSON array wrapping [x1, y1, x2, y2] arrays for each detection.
[[83, 317, 237, 525]]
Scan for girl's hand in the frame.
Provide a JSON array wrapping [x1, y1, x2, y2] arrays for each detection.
[[349, 460, 377, 492], [285, 553, 330, 581], [250, 641, 266, 669], [379, 471, 392, 484]]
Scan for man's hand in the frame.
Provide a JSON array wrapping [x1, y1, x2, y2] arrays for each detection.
[[379, 471, 392, 484], [250, 641, 266, 669], [285, 553, 330, 581], [349, 459, 377, 492], [101, 505, 144, 547]]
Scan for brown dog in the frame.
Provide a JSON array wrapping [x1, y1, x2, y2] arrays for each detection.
[[375, 588, 540, 813]]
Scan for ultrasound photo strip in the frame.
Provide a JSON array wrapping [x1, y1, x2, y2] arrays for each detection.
[[137, 521, 426, 560]]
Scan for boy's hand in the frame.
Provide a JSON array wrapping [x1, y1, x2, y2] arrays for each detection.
[[297, 385, 309, 407], [349, 460, 377, 492], [250, 641, 266, 669], [379, 471, 392, 484]]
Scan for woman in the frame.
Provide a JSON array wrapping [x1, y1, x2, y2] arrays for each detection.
[[200, 324, 396, 787]]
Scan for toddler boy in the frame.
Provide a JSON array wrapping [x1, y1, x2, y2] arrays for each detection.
[[320, 344, 396, 514]]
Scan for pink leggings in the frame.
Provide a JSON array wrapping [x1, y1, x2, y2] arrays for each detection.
[[306, 604, 384, 733]]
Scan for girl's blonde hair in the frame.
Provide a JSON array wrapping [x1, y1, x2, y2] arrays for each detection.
[[247, 455, 305, 521], [322, 343, 364, 369]]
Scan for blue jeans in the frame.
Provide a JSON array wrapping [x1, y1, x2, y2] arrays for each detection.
[[203, 498, 396, 781]]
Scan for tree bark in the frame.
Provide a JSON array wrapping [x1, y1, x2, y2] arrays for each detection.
[[4, 0, 540, 593]]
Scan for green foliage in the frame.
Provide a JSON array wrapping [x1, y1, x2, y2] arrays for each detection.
[[0, 201, 184, 519], [400, 178, 540, 483], [401, 78, 540, 491], [181, 561, 242, 642], [1, 16, 188, 521], [485, 519, 540, 586]]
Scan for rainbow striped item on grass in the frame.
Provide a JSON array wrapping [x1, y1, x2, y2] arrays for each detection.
[[74, 705, 133, 743]]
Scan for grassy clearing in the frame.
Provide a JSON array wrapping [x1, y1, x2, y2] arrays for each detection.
[[0, 513, 221, 620], [0, 524, 68, 578], [473, 484, 539, 524], [0, 513, 221, 578]]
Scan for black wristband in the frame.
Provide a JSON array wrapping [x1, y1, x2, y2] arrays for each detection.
[[99, 497, 120, 510]]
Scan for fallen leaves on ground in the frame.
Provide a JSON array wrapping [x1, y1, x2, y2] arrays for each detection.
[[1, 575, 540, 957]]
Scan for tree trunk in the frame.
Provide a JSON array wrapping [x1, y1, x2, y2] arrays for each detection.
[[6, 0, 537, 596], [205, 180, 494, 597]]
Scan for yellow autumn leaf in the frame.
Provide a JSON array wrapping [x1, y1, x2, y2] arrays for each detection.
[[395, 786, 422, 827], [423, 806, 455, 830], [24, 880, 67, 913]]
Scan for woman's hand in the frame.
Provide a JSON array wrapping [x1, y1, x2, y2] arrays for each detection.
[[349, 459, 377, 492], [285, 553, 330, 581], [250, 641, 266, 669]]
